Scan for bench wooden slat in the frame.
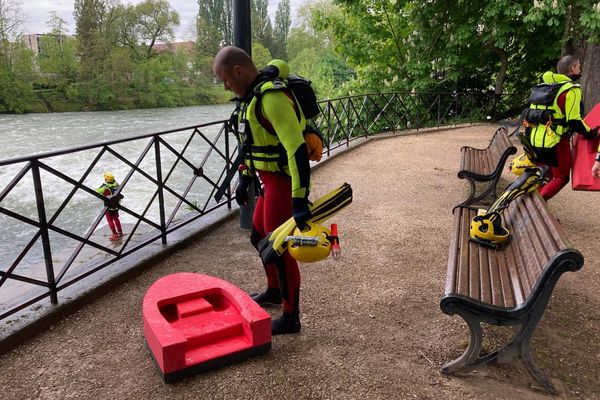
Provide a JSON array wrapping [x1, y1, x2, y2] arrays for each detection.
[[479, 246, 492, 304], [508, 204, 539, 298], [469, 234, 481, 300], [457, 210, 471, 296], [445, 210, 461, 295], [495, 244, 514, 307], [488, 142, 502, 175], [517, 199, 553, 289], [503, 234, 526, 307]]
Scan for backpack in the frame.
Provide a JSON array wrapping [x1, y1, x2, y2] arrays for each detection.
[[521, 83, 565, 127], [516, 82, 571, 160], [254, 76, 324, 162], [285, 74, 320, 119], [104, 190, 124, 209]]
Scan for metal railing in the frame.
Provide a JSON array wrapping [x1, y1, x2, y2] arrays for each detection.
[[0, 91, 524, 322]]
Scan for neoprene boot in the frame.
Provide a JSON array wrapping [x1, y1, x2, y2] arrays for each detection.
[[272, 312, 301, 335], [251, 288, 282, 306]]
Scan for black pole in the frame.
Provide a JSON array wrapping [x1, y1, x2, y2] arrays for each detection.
[[31, 160, 58, 304], [154, 139, 167, 245], [232, 0, 251, 55]]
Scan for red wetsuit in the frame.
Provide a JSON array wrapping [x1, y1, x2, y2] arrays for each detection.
[[538, 91, 571, 200], [251, 171, 300, 314], [101, 187, 123, 236]]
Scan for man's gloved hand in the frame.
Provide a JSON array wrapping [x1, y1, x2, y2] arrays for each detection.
[[236, 174, 252, 206], [587, 126, 600, 140], [292, 198, 311, 231]]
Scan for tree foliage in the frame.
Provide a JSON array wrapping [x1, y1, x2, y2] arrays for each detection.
[[0, 0, 35, 112], [272, 0, 291, 59], [288, 1, 353, 97], [252, 0, 274, 53], [323, 0, 600, 104], [196, 0, 231, 55], [37, 13, 78, 90], [5, 0, 600, 115]]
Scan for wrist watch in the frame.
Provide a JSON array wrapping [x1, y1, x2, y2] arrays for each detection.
[[596, 152, 600, 162]]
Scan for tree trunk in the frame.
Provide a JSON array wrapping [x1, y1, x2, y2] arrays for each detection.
[[581, 42, 600, 115], [494, 48, 508, 95]]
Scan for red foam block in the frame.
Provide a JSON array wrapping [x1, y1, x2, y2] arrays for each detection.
[[572, 102, 600, 190], [143, 273, 271, 382]]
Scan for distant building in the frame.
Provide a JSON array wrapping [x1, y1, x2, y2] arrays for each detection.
[[152, 41, 195, 54], [21, 33, 67, 55]]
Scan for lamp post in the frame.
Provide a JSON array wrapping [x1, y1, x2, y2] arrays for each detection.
[[232, 0, 251, 56]]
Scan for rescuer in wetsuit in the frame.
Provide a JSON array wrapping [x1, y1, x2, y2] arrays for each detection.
[[213, 46, 311, 335]]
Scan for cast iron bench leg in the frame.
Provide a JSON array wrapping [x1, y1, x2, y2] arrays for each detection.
[[441, 313, 483, 373], [522, 341, 558, 394], [476, 323, 558, 394], [442, 309, 558, 394], [443, 303, 559, 393]]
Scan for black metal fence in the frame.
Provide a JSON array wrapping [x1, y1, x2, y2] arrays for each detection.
[[0, 91, 523, 322]]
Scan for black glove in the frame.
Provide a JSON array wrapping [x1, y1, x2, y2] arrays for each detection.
[[587, 126, 599, 140], [292, 198, 311, 231], [235, 174, 252, 206]]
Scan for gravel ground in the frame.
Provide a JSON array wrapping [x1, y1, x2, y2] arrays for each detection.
[[0, 124, 598, 400]]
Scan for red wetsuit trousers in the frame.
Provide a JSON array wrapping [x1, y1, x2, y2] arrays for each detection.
[[105, 210, 123, 235], [251, 171, 300, 314], [538, 136, 571, 201]]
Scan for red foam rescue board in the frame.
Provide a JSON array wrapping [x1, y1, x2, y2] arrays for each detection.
[[572, 102, 600, 190], [143, 273, 271, 382]]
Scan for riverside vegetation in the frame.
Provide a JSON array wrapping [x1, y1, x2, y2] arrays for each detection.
[[1, 0, 600, 114]]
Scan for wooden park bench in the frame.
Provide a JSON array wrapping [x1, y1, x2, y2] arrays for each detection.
[[441, 193, 584, 393], [457, 126, 517, 207]]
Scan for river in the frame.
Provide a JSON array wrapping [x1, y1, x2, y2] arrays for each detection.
[[0, 104, 234, 159], [0, 104, 235, 301]]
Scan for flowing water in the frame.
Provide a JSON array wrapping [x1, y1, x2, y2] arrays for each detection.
[[0, 104, 235, 307]]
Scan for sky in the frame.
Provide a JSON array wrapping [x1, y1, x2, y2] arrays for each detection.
[[19, 0, 305, 42]]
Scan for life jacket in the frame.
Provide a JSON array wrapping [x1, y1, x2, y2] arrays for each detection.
[[522, 72, 579, 149], [253, 78, 324, 162], [237, 79, 307, 175]]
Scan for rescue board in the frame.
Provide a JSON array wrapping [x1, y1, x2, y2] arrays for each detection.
[[572, 102, 600, 190], [143, 273, 271, 382]]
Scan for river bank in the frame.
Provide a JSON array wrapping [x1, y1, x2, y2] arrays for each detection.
[[12, 88, 230, 114]]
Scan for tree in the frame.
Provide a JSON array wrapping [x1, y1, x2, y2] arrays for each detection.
[[0, 0, 25, 65], [581, 43, 600, 111], [325, 0, 565, 97], [287, 0, 353, 98], [37, 12, 78, 90], [252, 41, 272, 68], [134, 0, 179, 58], [196, 0, 231, 55], [272, 0, 291, 59], [252, 0, 274, 53], [222, 0, 232, 46], [0, 0, 35, 113], [74, 0, 106, 80]]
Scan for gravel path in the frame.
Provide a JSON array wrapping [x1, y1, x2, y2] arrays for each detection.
[[0, 124, 598, 399]]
